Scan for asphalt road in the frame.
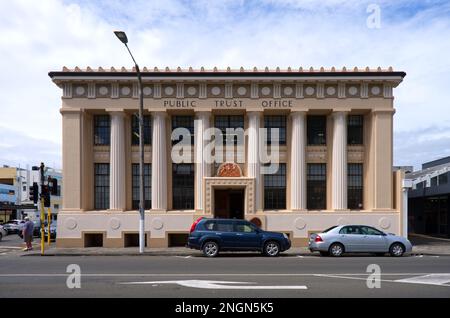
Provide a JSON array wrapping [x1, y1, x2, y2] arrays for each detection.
[[1, 251, 450, 298]]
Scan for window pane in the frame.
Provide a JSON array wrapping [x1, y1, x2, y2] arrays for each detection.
[[264, 115, 286, 145], [348, 163, 363, 210], [307, 116, 326, 145], [132, 115, 152, 145], [264, 163, 286, 210], [172, 115, 194, 145], [214, 115, 244, 145], [94, 163, 109, 209], [172, 164, 194, 209], [132, 163, 151, 209], [94, 115, 110, 145], [347, 115, 363, 145], [307, 163, 326, 209]]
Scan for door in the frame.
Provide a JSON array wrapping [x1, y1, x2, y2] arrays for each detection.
[[338, 226, 366, 252], [213, 220, 237, 249], [360, 226, 388, 252], [214, 190, 229, 218], [214, 189, 245, 219], [234, 221, 261, 249]]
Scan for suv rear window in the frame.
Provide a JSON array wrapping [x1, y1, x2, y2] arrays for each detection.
[[203, 221, 234, 232]]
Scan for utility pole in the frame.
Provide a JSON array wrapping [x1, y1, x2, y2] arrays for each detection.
[[39, 162, 45, 255]]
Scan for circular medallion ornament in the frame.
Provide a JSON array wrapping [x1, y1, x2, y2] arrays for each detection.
[[164, 86, 174, 96], [261, 86, 271, 96], [294, 217, 307, 230], [379, 217, 391, 230], [75, 86, 85, 96], [187, 86, 197, 96], [305, 86, 315, 96], [371, 86, 381, 95], [348, 86, 358, 96], [211, 86, 221, 96], [151, 218, 164, 230], [121, 86, 131, 95], [237, 86, 247, 96], [98, 86, 108, 96], [326, 86, 336, 95], [283, 86, 293, 96], [64, 217, 77, 230], [109, 217, 121, 230], [249, 217, 262, 228], [143, 86, 152, 96]]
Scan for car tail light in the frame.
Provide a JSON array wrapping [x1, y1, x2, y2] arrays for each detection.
[[190, 217, 204, 233], [315, 235, 323, 243]]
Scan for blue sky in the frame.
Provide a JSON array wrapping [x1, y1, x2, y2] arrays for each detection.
[[0, 0, 449, 170]]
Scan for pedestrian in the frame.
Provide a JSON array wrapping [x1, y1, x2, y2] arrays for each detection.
[[22, 217, 34, 251]]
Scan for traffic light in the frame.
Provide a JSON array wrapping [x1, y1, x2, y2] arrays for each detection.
[[41, 185, 51, 208], [29, 182, 38, 204]]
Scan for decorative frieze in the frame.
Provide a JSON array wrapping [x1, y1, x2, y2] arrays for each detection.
[[316, 83, 325, 99], [199, 83, 207, 99], [132, 83, 139, 99], [360, 82, 369, 99], [153, 83, 161, 99], [250, 83, 258, 99], [338, 83, 346, 98], [383, 83, 393, 98], [176, 83, 184, 99], [63, 83, 72, 98], [225, 83, 233, 99], [111, 83, 119, 99], [273, 83, 281, 99], [295, 83, 304, 99]]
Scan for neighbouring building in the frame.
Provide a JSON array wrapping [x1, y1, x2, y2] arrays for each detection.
[[0, 166, 62, 223], [49, 66, 407, 248], [406, 156, 450, 238]]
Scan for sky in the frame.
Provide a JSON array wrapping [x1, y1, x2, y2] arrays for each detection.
[[0, 0, 449, 171]]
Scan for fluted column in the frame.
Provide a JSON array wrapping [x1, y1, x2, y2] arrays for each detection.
[[195, 111, 210, 211], [332, 111, 348, 210], [247, 111, 262, 211], [290, 111, 307, 210], [109, 111, 126, 210], [151, 112, 167, 210]]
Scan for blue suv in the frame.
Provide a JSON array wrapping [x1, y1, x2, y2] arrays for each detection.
[[187, 218, 291, 257]]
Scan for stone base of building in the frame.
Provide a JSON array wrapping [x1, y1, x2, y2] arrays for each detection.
[[56, 210, 402, 248]]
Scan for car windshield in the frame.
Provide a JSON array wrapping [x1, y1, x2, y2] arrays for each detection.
[[322, 226, 337, 233]]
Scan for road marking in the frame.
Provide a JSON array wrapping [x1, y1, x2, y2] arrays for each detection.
[[174, 256, 191, 259], [395, 274, 450, 286], [119, 279, 308, 290]]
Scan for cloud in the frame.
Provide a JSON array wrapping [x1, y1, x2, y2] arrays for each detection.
[[0, 0, 449, 170]]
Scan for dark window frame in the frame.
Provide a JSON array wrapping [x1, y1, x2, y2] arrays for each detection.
[[131, 114, 152, 145], [214, 115, 245, 145], [94, 163, 109, 210], [172, 163, 195, 210], [131, 163, 151, 210], [264, 115, 287, 145], [307, 163, 327, 210], [94, 115, 110, 145], [347, 115, 364, 145], [264, 163, 287, 210], [307, 115, 327, 145], [172, 115, 194, 145], [348, 163, 363, 210]]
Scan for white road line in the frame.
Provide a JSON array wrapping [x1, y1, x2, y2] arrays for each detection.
[[119, 279, 308, 290], [395, 274, 450, 286]]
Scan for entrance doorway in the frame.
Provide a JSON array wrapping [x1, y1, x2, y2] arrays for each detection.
[[214, 188, 245, 219]]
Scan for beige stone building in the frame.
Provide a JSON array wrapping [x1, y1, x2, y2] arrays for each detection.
[[49, 66, 407, 248]]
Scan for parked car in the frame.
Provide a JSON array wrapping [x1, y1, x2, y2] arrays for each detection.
[[187, 218, 291, 257], [18, 220, 51, 239], [2, 219, 25, 234], [309, 225, 413, 257], [44, 222, 57, 240], [0, 224, 7, 241]]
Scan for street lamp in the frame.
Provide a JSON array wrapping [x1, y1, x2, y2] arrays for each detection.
[[114, 31, 146, 253]]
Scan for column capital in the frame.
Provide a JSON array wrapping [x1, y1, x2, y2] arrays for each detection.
[[332, 108, 351, 115], [105, 108, 126, 114], [151, 111, 168, 118]]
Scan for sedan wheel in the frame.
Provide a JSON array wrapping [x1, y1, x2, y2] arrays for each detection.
[[389, 243, 405, 257], [329, 243, 344, 257], [203, 241, 219, 257], [264, 241, 280, 257]]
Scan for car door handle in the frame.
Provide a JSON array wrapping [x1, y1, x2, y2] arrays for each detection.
[[215, 233, 222, 235]]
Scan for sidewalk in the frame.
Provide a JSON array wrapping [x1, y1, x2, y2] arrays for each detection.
[[14, 234, 450, 257]]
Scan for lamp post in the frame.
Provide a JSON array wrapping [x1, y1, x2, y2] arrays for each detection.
[[114, 31, 146, 253]]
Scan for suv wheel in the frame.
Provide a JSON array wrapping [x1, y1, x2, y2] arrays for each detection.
[[329, 243, 344, 257], [203, 241, 219, 257], [264, 241, 280, 257], [389, 243, 405, 257]]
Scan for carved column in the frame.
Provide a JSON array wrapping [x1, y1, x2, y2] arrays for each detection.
[[247, 111, 262, 211], [109, 111, 126, 210], [331, 111, 348, 210], [290, 111, 307, 210], [195, 111, 211, 211], [151, 112, 167, 210]]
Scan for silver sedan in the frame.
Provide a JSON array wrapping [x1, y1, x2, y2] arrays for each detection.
[[308, 225, 413, 257]]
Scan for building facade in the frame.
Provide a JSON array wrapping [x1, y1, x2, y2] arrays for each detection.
[[406, 156, 450, 238], [49, 67, 406, 248]]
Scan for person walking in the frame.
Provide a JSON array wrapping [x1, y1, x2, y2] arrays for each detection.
[[22, 217, 34, 251]]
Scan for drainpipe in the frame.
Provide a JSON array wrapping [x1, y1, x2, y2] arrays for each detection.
[[402, 178, 413, 238]]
